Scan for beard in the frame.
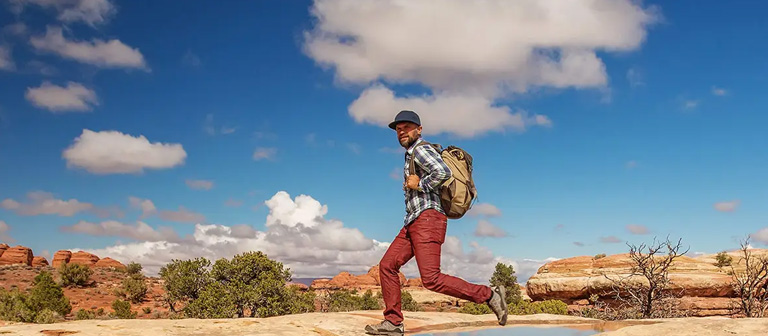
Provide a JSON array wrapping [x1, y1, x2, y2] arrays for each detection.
[[399, 134, 417, 148]]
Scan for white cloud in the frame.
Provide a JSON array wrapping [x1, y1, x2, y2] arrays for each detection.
[[626, 67, 644, 87], [626, 224, 649, 235], [157, 206, 206, 224], [30, 26, 147, 70], [25, 81, 98, 112], [711, 86, 727, 96], [128, 196, 156, 218], [185, 179, 213, 190], [61, 220, 179, 242], [474, 220, 508, 238], [1, 191, 94, 216], [348, 86, 552, 138], [467, 203, 502, 217], [253, 147, 277, 161], [0, 45, 14, 70], [714, 200, 740, 212], [3, 22, 28, 37], [62, 129, 187, 174], [600, 236, 622, 244], [202, 114, 236, 136], [625, 160, 637, 169], [751, 227, 768, 246], [10, 0, 116, 26], [0, 220, 14, 243], [683, 100, 699, 110], [80, 191, 547, 283], [304, 0, 658, 137]]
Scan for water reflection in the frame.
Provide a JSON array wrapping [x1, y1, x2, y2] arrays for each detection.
[[414, 326, 600, 336]]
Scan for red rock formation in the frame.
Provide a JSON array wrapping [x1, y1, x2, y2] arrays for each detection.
[[93, 257, 126, 270], [0, 245, 33, 266], [32, 256, 49, 267], [0, 243, 8, 258], [69, 251, 100, 266], [406, 278, 422, 287], [52, 250, 72, 268], [287, 282, 309, 291], [367, 265, 407, 286], [310, 278, 330, 289]]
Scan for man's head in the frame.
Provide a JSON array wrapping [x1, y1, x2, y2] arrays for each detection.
[[389, 110, 422, 148]]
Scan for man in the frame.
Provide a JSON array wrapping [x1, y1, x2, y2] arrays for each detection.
[[364, 110, 508, 336]]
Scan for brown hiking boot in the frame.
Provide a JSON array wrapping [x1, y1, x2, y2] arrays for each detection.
[[486, 285, 508, 325], [364, 319, 404, 335]]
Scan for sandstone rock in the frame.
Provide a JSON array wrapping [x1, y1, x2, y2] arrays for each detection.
[[367, 265, 407, 286], [407, 278, 423, 287], [327, 271, 378, 289], [525, 251, 752, 301], [32, 256, 49, 267], [310, 278, 330, 289], [287, 282, 309, 291], [94, 257, 126, 270], [0, 243, 8, 258], [52, 250, 72, 268], [0, 245, 33, 266], [69, 251, 100, 266]]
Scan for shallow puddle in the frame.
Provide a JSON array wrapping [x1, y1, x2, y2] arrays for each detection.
[[413, 326, 601, 336]]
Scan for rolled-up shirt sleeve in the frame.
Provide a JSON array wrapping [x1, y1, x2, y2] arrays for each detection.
[[414, 145, 451, 192]]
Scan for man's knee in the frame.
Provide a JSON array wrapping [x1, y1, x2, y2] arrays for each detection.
[[420, 273, 441, 290], [379, 258, 398, 274]]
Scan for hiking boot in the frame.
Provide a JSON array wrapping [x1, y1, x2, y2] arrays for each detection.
[[486, 285, 508, 325], [364, 319, 404, 335]]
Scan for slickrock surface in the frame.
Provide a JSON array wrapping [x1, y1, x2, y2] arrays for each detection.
[[68, 251, 100, 267], [0, 245, 33, 266], [526, 249, 768, 316], [93, 257, 126, 270], [0, 312, 601, 336], [597, 317, 768, 336]]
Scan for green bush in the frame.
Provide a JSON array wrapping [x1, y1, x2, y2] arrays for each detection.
[[509, 300, 568, 315], [33, 308, 60, 324], [59, 263, 93, 287], [142, 307, 152, 314], [714, 251, 733, 268], [28, 271, 72, 317], [400, 290, 420, 311], [594, 253, 607, 259], [458, 302, 492, 315], [490, 263, 522, 305], [110, 299, 137, 319], [159, 257, 212, 312], [184, 282, 238, 319], [120, 275, 148, 304], [0, 287, 36, 322], [125, 262, 143, 275], [75, 308, 96, 320], [284, 286, 316, 314]]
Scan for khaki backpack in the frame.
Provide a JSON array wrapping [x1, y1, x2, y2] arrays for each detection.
[[409, 141, 478, 219]]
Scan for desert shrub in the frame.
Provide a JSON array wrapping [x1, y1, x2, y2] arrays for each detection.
[[159, 257, 212, 312], [142, 307, 152, 314], [326, 289, 363, 312], [400, 290, 420, 311], [125, 262, 143, 275], [59, 263, 93, 287], [27, 271, 72, 317], [110, 299, 137, 319], [729, 237, 768, 317], [120, 276, 148, 304], [33, 308, 60, 324], [509, 300, 568, 315], [75, 308, 96, 320], [284, 286, 316, 314], [183, 282, 238, 318], [0, 287, 36, 322], [594, 253, 607, 259], [490, 262, 522, 305], [458, 302, 492, 315]]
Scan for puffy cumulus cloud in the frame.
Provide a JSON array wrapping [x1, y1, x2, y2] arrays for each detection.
[[61, 220, 179, 242], [626, 224, 649, 235], [78, 191, 550, 283], [30, 26, 147, 70], [127, 196, 204, 224], [304, 0, 658, 137], [1, 191, 94, 216], [128, 196, 156, 218], [62, 129, 187, 174], [9, 0, 116, 26], [25, 81, 98, 112], [714, 200, 740, 212], [751, 228, 768, 246], [467, 203, 502, 217], [474, 220, 508, 238], [0, 220, 14, 243], [0, 45, 14, 70], [348, 86, 551, 138]]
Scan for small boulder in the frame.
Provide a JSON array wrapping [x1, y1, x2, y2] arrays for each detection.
[[94, 257, 126, 270], [69, 251, 100, 266], [52, 250, 72, 268], [32, 256, 49, 267], [0, 245, 33, 266]]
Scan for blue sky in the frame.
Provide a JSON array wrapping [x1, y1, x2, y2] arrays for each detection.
[[0, 0, 766, 282]]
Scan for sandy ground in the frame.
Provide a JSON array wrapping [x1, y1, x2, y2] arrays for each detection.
[[0, 312, 766, 336]]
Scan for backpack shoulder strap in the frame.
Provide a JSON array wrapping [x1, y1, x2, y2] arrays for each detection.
[[408, 140, 433, 175]]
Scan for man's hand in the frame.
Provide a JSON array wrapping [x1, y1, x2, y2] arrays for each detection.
[[405, 175, 420, 191]]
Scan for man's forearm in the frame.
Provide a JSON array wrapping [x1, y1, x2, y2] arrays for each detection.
[[414, 146, 451, 191]]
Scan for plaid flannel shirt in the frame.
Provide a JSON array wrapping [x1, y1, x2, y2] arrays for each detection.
[[402, 137, 452, 225]]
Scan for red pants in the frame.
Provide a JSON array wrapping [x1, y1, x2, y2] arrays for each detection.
[[379, 209, 492, 325]]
